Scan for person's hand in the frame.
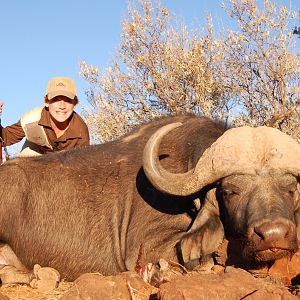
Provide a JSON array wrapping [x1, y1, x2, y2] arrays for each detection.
[[0, 101, 3, 115]]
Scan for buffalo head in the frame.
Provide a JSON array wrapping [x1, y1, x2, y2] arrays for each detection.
[[143, 122, 300, 266]]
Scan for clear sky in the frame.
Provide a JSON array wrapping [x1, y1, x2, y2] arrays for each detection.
[[0, 0, 298, 152]]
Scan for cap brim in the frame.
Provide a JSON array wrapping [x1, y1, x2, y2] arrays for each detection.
[[47, 90, 76, 100]]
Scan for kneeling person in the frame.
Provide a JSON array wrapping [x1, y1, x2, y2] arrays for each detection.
[[0, 77, 90, 157]]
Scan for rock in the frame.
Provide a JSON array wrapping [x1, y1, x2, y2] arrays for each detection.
[[158, 267, 297, 300], [244, 287, 296, 300], [61, 272, 156, 300], [0, 265, 34, 285], [259, 254, 300, 285], [33, 264, 60, 282], [0, 293, 9, 300], [30, 264, 60, 292], [117, 271, 157, 294], [0, 263, 60, 293]]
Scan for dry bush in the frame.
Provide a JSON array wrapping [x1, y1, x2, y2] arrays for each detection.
[[81, 0, 300, 142], [220, 0, 300, 138]]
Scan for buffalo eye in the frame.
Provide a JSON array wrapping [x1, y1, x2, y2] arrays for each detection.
[[222, 189, 238, 198], [284, 182, 297, 196], [219, 179, 240, 200], [277, 175, 298, 198], [288, 187, 297, 197], [289, 189, 296, 195]]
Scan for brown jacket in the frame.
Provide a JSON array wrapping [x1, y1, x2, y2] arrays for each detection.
[[0, 107, 90, 154]]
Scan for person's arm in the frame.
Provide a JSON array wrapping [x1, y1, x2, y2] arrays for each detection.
[[1, 121, 26, 146], [0, 102, 25, 146]]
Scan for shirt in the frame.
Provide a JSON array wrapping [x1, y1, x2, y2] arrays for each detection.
[[0, 107, 90, 154]]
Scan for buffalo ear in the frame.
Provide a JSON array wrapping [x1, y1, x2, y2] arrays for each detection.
[[295, 183, 300, 207], [189, 188, 221, 230], [294, 183, 300, 213], [176, 189, 224, 269], [294, 183, 300, 243]]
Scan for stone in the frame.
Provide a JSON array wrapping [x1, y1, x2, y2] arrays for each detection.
[[0, 265, 33, 285], [61, 272, 156, 300], [158, 267, 297, 300], [30, 264, 60, 292]]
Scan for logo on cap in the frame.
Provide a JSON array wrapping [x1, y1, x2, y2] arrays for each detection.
[[56, 82, 66, 87]]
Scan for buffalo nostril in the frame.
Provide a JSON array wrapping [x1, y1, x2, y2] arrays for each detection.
[[253, 227, 265, 240], [253, 221, 292, 243]]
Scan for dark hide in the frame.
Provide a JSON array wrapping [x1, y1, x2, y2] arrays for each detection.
[[0, 115, 227, 280]]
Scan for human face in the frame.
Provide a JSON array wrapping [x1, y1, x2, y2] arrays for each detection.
[[45, 95, 77, 123]]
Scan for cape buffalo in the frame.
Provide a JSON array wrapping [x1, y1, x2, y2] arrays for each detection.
[[0, 114, 299, 280]]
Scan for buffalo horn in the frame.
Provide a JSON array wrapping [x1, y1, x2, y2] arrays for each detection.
[[142, 122, 215, 196], [143, 122, 300, 196]]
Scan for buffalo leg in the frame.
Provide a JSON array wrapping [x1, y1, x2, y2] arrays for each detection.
[[177, 189, 224, 269], [0, 243, 35, 284], [0, 243, 28, 271]]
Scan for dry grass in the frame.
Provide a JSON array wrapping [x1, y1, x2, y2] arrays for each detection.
[[0, 281, 73, 300]]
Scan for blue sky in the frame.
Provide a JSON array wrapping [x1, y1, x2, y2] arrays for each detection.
[[0, 0, 298, 152]]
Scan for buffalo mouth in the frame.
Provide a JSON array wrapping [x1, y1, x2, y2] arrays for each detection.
[[252, 247, 296, 262], [241, 237, 298, 264]]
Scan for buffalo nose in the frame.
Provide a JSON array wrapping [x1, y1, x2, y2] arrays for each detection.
[[253, 220, 294, 245]]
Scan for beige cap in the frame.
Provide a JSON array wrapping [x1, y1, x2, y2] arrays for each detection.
[[45, 77, 77, 100]]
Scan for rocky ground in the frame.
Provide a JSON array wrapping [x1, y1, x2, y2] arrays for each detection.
[[0, 240, 300, 300]]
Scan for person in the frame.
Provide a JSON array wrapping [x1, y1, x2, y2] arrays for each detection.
[[0, 77, 90, 157]]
